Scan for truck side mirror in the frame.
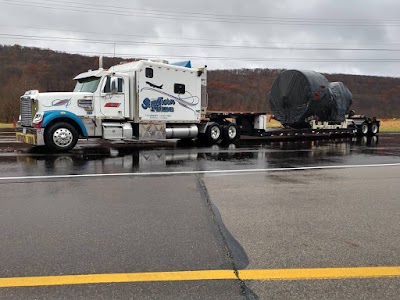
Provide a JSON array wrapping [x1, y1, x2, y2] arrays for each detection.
[[110, 77, 118, 94]]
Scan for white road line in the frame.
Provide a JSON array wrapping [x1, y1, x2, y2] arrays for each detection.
[[0, 163, 400, 181]]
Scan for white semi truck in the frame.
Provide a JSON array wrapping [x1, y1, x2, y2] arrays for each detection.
[[16, 59, 378, 152], [16, 59, 266, 151]]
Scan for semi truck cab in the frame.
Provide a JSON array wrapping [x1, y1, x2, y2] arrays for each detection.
[[16, 60, 208, 151]]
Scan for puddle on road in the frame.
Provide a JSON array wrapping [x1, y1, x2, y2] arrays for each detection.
[[0, 135, 399, 177]]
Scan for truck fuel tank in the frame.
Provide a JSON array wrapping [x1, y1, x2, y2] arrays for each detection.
[[166, 124, 198, 139]]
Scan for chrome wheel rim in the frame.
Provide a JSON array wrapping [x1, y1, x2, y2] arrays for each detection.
[[371, 124, 378, 134], [211, 126, 221, 140], [53, 128, 73, 147], [228, 126, 237, 139], [361, 124, 368, 134]]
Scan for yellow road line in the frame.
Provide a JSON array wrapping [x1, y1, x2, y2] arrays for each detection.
[[239, 267, 400, 280], [0, 267, 399, 288], [0, 270, 237, 288]]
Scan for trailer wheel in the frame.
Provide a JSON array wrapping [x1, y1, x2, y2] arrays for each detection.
[[222, 123, 239, 142], [360, 122, 369, 135], [44, 122, 78, 152], [360, 136, 368, 146], [369, 122, 379, 135], [205, 123, 221, 143], [370, 135, 378, 146]]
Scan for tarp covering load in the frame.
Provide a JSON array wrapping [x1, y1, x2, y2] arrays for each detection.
[[269, 70, 352, 126], [329, 82, 353, 121]]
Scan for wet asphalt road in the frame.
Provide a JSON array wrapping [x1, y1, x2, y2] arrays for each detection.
[[0, 133, 399, 299]]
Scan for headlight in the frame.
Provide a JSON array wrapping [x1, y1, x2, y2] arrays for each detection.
[[32, 114, 43, 128], [32, 114, 43, 124]]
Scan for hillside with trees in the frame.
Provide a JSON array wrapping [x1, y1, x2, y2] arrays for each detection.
[[1, 44, 399, 122], [208, 69, 400, 117], [0, 45, 126, 122]]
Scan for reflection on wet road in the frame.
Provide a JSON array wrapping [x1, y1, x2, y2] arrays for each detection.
[[0, 134, 399, 177], [1, 134, 400, 299]]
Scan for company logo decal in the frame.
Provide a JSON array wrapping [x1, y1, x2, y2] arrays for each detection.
[[140, 87, 199, 115], [146, 81, 163, 89], [44, 98, 71, 108], [142, 97, 175, 112]]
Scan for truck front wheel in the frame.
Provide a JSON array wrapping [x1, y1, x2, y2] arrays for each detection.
[[44, 122, 78, 152]]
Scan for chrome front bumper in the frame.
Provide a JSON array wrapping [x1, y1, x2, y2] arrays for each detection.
[[15, 127, 45, 146]]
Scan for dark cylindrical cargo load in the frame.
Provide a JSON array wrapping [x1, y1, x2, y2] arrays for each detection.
[[269, 70, 336, 126], [329, 82, 353, 121]]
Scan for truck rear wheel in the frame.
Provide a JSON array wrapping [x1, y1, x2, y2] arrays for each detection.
[[205, 123, 221, 143], [222, 123, 239, 142], [44, 122, 78, 152]]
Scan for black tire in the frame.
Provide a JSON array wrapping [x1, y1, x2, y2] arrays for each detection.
[[205, 123, 221, 143], [369, 122, 379, 135], [44, 122, 78, 152], [360, 136, 368, 146], [369, 135, 378, 146], [360, 122, 369, 135], [222, 123, 239, 142]]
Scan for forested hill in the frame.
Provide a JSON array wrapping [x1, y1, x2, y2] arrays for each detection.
[[208, 69, 400, 117], [1, 44, 399, 122]]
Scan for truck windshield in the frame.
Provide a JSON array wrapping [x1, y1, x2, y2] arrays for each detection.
[[73, 77, 101, 92]]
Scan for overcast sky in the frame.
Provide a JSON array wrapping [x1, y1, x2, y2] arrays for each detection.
[[1, 0, 400, 77]]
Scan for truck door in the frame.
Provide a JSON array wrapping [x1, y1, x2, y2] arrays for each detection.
[[99, 75, 126, 118]]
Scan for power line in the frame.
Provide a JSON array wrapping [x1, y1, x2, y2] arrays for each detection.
[[3, 43, 400, 63], [3, 24, 400, 47], [2, 33, 400, 52], [4, 0, 384, 23], [1, 0, 400, 26], [13, 0, 400, 24]]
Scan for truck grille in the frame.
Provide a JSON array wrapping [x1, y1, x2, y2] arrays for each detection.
[[20, 96, 33, 126]]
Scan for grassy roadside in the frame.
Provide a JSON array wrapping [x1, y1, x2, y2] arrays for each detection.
[[0, 123, 14, 129], [378, 119, 400, 132]]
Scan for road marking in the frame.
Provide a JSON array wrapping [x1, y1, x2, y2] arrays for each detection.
[[0, 270, 236, 288], [238, 267, 400, 280], [1, 267, 399, 288], [0, 162, 400, 181]]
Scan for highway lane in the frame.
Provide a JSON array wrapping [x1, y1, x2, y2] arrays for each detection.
[[0, 175, 245, 299], [0, 135, 400, 299], [203, 166, 400, 299]]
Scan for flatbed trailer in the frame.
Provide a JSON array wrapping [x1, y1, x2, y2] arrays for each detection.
[[205, 111, 379, 142]]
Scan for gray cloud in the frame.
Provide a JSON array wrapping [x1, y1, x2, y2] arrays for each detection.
[[1, 0, 400, 76]]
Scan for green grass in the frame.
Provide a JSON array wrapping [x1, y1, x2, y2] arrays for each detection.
[[0, 123, 14, 129], [379, 119, 400, 132]]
